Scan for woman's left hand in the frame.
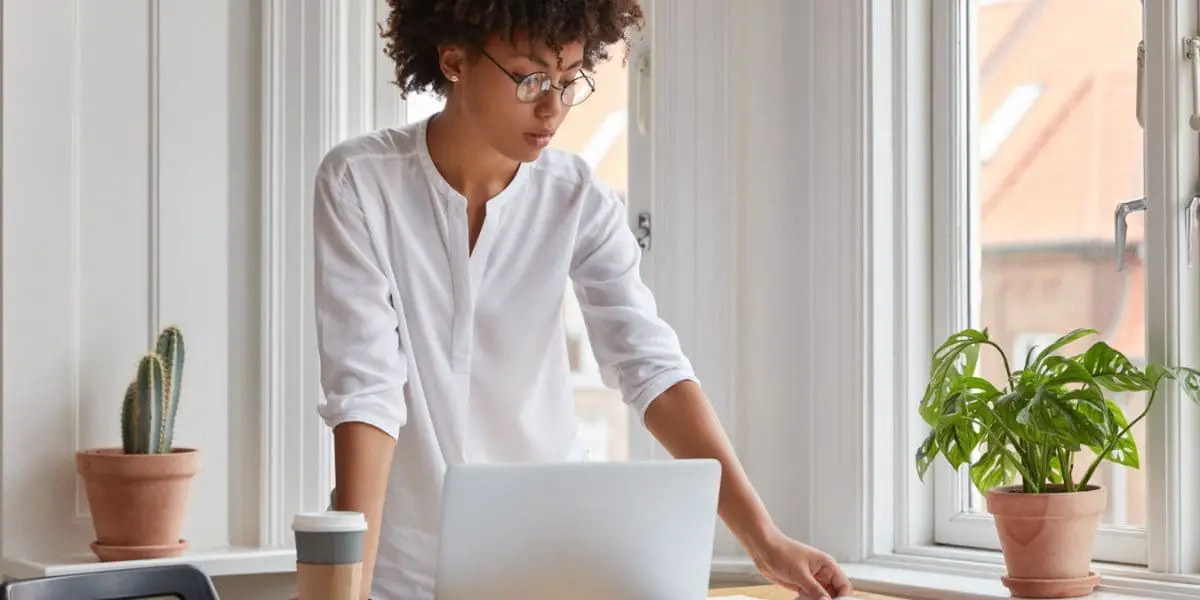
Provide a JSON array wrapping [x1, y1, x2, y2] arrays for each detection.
[[749, 532, 854, 600]]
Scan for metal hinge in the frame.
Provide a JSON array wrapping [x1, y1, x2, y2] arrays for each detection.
[[634, 212, 651, 251]]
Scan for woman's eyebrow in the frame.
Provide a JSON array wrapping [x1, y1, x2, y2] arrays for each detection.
[[525, 53, 584, 71]]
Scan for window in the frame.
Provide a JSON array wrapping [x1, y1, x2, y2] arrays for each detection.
[[552, 43, 635, 462], [977, 83, 1040, 164], [932, 0, 1150, 565], [923, 0, 1200, 573]]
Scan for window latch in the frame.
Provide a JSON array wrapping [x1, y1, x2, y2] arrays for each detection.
[[1185, 36, 1200, 130], [634, 212, 651, 251], [1114, 197, 1146, 272]]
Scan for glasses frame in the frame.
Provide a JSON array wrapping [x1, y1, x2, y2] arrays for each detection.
[[473, 46, 596, 106]]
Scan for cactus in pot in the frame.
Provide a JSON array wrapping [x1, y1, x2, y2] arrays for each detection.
[[77, 324, 201, 562], [120, 325, 185, 454]]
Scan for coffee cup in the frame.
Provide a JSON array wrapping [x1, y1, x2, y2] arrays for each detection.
[[293, 511, 367, 600]]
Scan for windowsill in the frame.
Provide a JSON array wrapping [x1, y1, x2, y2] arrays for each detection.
[[0, 546, 296, 580], [713, 550, 1200, 600], [856, 550, 1200, 600]]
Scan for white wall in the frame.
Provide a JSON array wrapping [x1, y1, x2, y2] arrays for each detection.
[[720, 0, 875, 565], [1, 0, 265, 577], [3, 0, 228, 554], [0, 1, 874, 597]]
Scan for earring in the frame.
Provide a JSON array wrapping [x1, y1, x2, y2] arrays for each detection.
[[449, 75, 459, 82]]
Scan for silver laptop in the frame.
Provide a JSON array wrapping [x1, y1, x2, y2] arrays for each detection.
[[434, 458, 722, 600]]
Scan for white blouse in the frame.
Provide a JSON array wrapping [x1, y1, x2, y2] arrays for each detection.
[[312, 117, 698, 599]]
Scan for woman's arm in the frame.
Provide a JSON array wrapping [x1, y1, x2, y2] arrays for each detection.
[[568, 182, 852, 599], [643, 382, 852, 599], [641, 380, 776, 550], [332, 423, 397, 598], [313, 155, 409, 599]]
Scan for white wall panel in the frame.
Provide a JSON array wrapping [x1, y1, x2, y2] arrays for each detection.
[[155, 0, 232, 552], [3, 0, 235, 560]]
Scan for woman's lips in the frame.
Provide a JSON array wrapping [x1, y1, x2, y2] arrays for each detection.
[[525, 132, 554, 147]]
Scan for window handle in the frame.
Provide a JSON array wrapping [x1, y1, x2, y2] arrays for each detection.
[[1115, 197, 1146, 272], [1137, 40, 1145, 128], [635, 52, 651, 134], [1188, 195, 1200, 267], [1185, 36, 1200, 130]]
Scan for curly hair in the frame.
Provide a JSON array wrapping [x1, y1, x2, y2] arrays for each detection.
[[380, 0, 645, 98]]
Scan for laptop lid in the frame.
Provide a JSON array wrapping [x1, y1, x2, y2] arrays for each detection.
[[435, 458, 722, 600]]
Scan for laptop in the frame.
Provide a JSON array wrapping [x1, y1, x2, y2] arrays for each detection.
[[434, 458, 723, 600]]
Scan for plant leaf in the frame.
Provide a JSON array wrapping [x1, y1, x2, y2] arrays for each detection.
[[1099, 398, 1139, 468], [1078, 341, 1150, 392], [1031, 328, 1098, 371], [1154, 366, 1200, 406], [915, 430, 938, 481], [934, 401, 980, 470]]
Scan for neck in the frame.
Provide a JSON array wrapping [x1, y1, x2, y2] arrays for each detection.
[[425, 106, 519, 206]]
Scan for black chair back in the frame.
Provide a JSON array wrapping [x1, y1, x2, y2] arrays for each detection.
[[0, 564, 219, 600]]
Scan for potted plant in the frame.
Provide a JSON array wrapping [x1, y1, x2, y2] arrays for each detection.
[[76, 325, 200, 561], [915, 327, 1200, 598]]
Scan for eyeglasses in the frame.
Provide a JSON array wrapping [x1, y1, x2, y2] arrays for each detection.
[[474, 46, 596, 107]]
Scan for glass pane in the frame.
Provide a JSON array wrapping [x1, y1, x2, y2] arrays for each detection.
[[404, 93, 444, 124], [553, 42, 631, 462], [966, 0, 1146, 528], [388, 45, 633, 462]]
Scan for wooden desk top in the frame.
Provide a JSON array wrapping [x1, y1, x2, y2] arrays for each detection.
[[710, 584, 903, 600]]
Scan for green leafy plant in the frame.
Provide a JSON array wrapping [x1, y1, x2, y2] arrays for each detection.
[[915, 327, 1200, 494], [120, 326, 186, 454]]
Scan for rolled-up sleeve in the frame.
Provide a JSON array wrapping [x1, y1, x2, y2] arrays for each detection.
[[569, 185, 699, 420], [312, 160, 408, 439]]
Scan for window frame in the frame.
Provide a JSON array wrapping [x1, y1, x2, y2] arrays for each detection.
[[925, 0, 1152, 565], [871, 0, 1200, 583]]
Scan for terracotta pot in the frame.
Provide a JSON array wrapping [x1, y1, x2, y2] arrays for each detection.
[[985, 484, 1106, 598], [76, 448, 200, 561]]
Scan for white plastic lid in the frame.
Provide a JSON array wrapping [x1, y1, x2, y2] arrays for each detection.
[[291, 511, 367, 533]]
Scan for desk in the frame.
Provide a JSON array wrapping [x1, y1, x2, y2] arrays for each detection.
[[710, 585, 904, 599]]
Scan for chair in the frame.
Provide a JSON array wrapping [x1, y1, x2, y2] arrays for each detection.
[[0, 564, 219, 599]]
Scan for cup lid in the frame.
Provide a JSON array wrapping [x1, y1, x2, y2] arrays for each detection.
[[292, 511, 367, 533]]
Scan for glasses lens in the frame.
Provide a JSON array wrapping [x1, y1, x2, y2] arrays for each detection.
[[517, 74, 549, 102], [563, 77, 594, 106]]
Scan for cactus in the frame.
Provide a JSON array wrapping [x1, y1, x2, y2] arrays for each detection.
[[155, 326, 185, 451], [120, 326, 186, 454], [120, 381, 137, 453]]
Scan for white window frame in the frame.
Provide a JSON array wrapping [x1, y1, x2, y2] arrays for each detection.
[[261, 0, 743, 559], [861, 0, 1200, 591], [926, 0, 1152, 565]]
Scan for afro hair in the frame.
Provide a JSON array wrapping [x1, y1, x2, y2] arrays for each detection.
[[379, 0, 646, 98]]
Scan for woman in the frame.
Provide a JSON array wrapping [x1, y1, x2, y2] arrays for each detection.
[[312, 1, 854, 598]]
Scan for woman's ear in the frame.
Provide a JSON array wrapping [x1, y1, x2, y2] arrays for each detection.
[[439, 43, 469, 84]]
